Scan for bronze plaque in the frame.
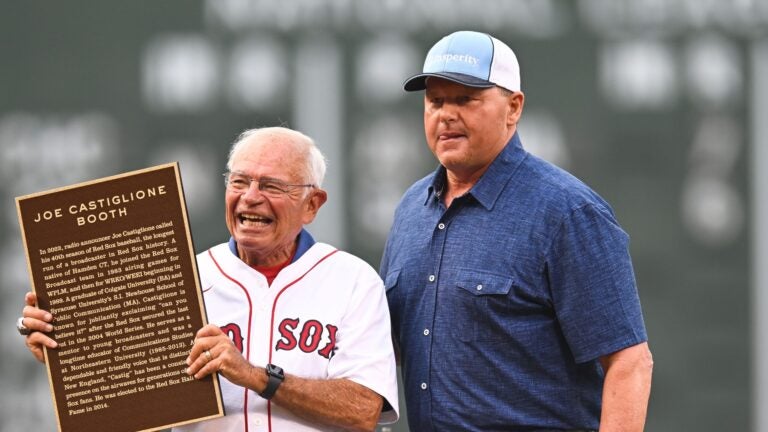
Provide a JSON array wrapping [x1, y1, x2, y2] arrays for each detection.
[[16, 163, 224, 432]]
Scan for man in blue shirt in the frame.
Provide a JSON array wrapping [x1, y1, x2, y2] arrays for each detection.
[[380, 31, 653, 431]]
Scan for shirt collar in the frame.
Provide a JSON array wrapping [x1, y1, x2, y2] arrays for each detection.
[[425, 165, 447, 206], [425, 132, 527, 210], [227, 228, 317, 264]]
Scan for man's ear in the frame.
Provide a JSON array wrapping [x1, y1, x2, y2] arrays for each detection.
[[302, 188, 328, 225], [507, 91, 525, 126]]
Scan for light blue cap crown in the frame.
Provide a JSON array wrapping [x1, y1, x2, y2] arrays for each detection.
[[404, 31, 520, 92]]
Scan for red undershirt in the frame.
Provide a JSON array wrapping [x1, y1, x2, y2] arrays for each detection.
[[252, 248, 297, 286]]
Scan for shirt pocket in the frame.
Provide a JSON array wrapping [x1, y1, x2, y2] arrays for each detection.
[[451, 270, 514, 342]]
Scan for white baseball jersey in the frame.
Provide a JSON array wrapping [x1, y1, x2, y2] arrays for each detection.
[[173, 240, 399, 432]]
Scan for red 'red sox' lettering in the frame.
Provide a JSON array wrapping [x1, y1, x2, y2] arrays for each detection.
[[276, 318, 300, 351], [299, 320, 323, 353], [276, 318, 338, 359], [318, 324, 337, 358], [220, 323, 244, 353]]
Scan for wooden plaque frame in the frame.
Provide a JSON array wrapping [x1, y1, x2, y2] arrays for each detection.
[[16, 163, 223, 432]]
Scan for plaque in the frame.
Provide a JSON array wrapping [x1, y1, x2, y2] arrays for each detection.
[[16, 163, 224, 432]]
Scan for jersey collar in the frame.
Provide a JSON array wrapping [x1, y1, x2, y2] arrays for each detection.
[[227, 228, 317, 264]]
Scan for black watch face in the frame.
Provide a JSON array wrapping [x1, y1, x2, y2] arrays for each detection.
[[268, 364, 284, 377]]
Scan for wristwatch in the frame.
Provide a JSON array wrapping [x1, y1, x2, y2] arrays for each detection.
[[259, 363, 285, 400]]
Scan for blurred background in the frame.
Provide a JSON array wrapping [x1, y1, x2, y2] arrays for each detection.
[[1, 0, 766, 431]]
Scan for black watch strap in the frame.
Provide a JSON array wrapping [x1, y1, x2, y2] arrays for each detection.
[[259, 363, 284, 400]]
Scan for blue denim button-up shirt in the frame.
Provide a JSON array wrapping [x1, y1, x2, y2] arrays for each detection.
[[380, 133, 647, 431]]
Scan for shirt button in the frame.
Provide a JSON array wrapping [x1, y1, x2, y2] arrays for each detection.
[[438, 222, 446, 230], [423, 329, 430, 336], [428, 275, 436, 282], [476, 284, 483, 291], [421, 382, 428, 390], [254, 417, 262, 426]]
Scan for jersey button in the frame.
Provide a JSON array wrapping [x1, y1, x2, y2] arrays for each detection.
[[476, 284, 483, 291], [428, 275, 436, 282], [437, 222, 446, 230], [420, 382, 428, 390], [423, 329, 430, 336]]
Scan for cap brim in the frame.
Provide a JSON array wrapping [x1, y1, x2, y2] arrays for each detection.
[[403, 72, 495, 92]]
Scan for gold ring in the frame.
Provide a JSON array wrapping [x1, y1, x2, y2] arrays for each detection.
[[204, 350, 212, 361]]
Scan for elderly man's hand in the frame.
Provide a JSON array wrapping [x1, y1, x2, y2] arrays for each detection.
[[186, 324, 257, 388], [21, 292, 58, 363]]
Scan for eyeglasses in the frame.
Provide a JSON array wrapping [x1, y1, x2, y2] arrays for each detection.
[[223, 172, 315, 197]]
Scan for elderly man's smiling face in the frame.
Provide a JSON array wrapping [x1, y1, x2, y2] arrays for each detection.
[[225, 133, 326, 268]]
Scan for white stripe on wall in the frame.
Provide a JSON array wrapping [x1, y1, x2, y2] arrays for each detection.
[[294, 37, 346, 248], [752, 39, 768, 432]]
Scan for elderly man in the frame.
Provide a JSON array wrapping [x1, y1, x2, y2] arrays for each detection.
[[21, 127, 399, 432], [380, 31, 653, 431]]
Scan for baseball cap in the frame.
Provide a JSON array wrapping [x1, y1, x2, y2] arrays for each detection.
[[403, 30, 521, 93]]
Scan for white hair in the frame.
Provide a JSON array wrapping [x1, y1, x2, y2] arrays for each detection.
[[226, 127, 327, 187]]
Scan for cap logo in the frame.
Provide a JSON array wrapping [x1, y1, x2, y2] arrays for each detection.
[[426, 53, 479, 66]]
